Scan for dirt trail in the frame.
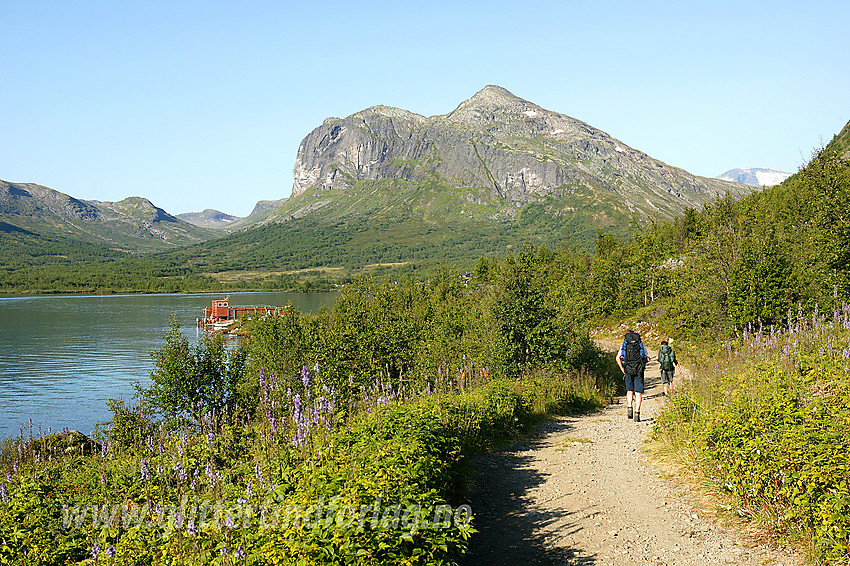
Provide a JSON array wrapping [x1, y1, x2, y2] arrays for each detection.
[[458, 341, 803, 566]]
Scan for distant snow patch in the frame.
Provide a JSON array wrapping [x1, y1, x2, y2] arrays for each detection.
[[523, 110, 538, 117], [717, 167, 791, 187], [614, 145, 625, 153], [550, 128, 564, 135], [755, 170, 791, 186]]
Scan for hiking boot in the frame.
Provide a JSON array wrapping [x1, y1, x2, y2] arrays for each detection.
[[634, 412, 641, 423], [627, 406, 633, 419]]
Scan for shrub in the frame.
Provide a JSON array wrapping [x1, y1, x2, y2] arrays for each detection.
[[138, 317, 249, 426]]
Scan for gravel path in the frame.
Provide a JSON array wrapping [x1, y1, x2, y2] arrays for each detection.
[[458, 342, 803, 566]]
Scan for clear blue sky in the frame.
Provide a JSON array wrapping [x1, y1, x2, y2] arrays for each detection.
[[2, 0, 847, 217]]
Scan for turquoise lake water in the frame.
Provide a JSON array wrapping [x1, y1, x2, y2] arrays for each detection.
[[0, 292, 337, 439]]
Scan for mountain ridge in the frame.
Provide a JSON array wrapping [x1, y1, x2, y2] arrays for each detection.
[[288, 85, 753, 229], [0, 180, 216, 251]]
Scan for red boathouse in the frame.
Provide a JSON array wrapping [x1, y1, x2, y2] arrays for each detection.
[[200, 299, 293, 329]]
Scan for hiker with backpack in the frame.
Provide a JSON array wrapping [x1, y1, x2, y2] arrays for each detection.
[[617, 330, 648, 422], [656, 340, 680, 396]]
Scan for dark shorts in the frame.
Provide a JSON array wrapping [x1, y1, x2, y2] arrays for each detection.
[[661, 369, 674, 384], [624, 373, 644, 394]]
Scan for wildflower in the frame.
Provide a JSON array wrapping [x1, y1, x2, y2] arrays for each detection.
[[261, 369, 269, 403], [301, 365, 312, 392], [187, 519, 197, 536], [246, 482, 253, 500], [206, 430, 215, 445], [225, 515, 236, 528], [105, 546, 116, 558], [254, 462, 264, 487], [140, 459, 149, 481], [173, 463, 188, 483], [91, 543, 101, 559], [101, 473, 107, 488], [157, 464, 163, 475], [190, 479, 197, 490], [234, 545, 246, 560], [0, 482, 7, 502], [205, 462, 217, 484], [220, 545, 229, 556], [237, 496, 246, 506]]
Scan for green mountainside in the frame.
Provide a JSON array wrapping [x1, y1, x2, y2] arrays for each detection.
[[0, 180, 220, 268], [829, 117, 850, 158]]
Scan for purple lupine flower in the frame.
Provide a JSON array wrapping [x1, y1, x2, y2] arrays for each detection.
[[236, 496, 246, 506], [101, 440, 109, 458], [100, 473, 107, 488], [254, 462, 264, 487], [301, 365, 311, 392], [173, 463, 188, 483], [140, 458, 149, 481], [206, 430, 215, 446], [234, 545, 246, 560], [187, 519, 197, 536], [157, 464, 163, 475], [190, 479, 197, 490], [245, 482, 253, 500], [0, 482, 7, 502], [91, 543, 101, 559], [225, 515, 236, 528], [105, 546, 116, 558], [205, 463, 216, 484], [147, 435, 155, 453], [220, 545, 229, 556]]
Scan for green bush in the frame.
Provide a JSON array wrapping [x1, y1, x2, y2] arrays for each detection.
[[138, 317, 250, 425]]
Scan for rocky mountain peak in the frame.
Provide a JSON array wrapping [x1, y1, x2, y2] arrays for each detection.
[[446, 85, 539, 125], [462, 85, 525, 108], [105, 196, 174, 223], [350, 105, 426, 123], [290, 86, 752, 215]]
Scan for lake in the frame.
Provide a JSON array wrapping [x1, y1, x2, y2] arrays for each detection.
[[0, 292, 338, 440]]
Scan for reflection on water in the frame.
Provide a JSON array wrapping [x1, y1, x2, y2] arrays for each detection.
[[0, 292, 337, 439]]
